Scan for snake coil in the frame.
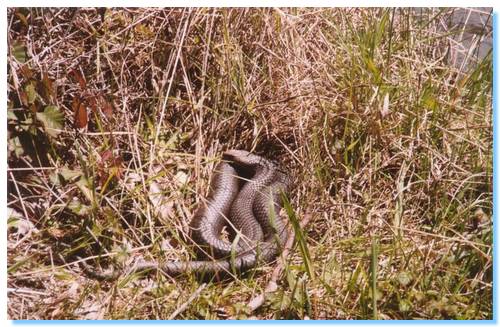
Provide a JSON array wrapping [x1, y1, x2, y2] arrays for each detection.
[[80, 149, 290, 280]]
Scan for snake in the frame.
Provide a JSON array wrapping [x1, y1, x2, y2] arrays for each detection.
[[80, 149, 290, 280]]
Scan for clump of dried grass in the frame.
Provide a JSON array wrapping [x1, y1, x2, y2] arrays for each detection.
[[7, 8, 492, 319]]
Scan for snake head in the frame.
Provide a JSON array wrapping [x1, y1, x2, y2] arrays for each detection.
[[222, 150, 264, 167], [222, 150, 269, 182]]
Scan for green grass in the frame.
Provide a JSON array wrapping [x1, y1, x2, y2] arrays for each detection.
[[7, 8, 492, 319]]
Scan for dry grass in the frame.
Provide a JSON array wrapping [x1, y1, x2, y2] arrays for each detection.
[[7, 8, 492, 320]]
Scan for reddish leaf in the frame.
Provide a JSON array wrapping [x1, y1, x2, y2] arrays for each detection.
[[41, 72, 56, 102], [101, 96, 113, 117], [71, 97, 79, 112], [87, 95, 98, 113], [19, 90, 28, 107], [101, 150, 123, 171], [70, 70, 87, 89], [19, 64, 33, 79], [73, 98, 88, 128], [100, 150, 113, 163], [97, 149, 124, 187], [29, 103, 38, 113]]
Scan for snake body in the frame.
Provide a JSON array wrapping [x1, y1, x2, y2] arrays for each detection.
[[81, 149, 290, 280]]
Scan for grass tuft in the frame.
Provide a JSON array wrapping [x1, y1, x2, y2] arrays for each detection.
[[7, 7, 492, 319]]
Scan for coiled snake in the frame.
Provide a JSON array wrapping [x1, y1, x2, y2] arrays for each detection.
[[80, 150, 290, 280]]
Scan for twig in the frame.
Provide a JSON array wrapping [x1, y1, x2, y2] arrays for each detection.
[[7, 167, 58, 171], [8, 171, 29, 229], [251, 93, 311, 109], [7, 288, 49, 296], [168, 283, 207, 320], [13, 245, 152, 277], [246, 212, 313, 313]]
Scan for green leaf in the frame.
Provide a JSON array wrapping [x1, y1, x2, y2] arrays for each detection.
[[365, 56, 379, 78], [346, 137, 360, 152], [399, 298, 412, 312], [371, 237, 378, 319], [50, 167, 82, 185], [8, 256, 33, 273], [230, 232, 241, 276], [397, 271, 412, 286], [59, 167, 82, 181], [35, 105, 64, 137], [8, 207, 24, 227], [54, 271, 75, 281], [165, 132, 180, 149], [286, 267, 298, 291], [25, 83, 37, 104], [347, 261, 362, 292], [68, 199, 91, 216], [76, 176, 94, 203], [8, 136, 24, 157], [7, 109, 18, 121], [282, 193, 314, 280], [423, 95, 438, 110], [112, 244, 131, 265], [11, 41, 26, 63]]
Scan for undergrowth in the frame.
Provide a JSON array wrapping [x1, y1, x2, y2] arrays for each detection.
[[7, 8, 492, 319]]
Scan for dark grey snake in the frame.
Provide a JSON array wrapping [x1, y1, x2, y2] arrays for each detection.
[[80, 150, 290, 280]]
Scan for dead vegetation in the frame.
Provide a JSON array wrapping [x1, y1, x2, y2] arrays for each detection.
[[7, 8, 492, 319]]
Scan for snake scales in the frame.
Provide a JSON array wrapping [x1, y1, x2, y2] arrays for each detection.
[[81, 150, 290, 280]]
